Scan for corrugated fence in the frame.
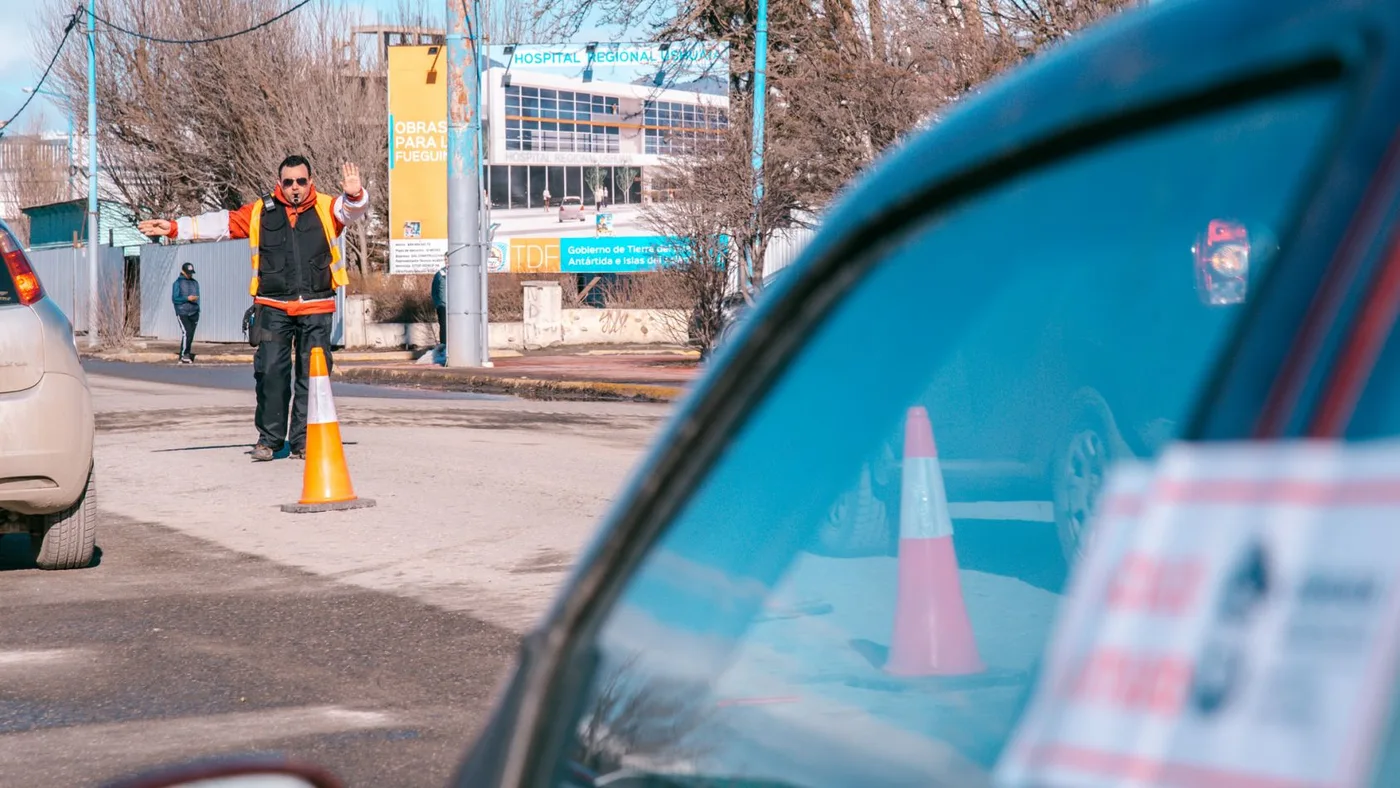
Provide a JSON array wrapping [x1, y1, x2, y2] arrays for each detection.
[[140, 239, 345, 344], [763, 226, 817, 279], [30, 230, 802, 344], [27, 245, 126, 335], [141, 240, 256, 343]]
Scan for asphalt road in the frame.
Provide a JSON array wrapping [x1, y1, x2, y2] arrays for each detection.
[[0, 371, 670, 787], [0, 366, 1064, 787], [0, 516, 516, 788]]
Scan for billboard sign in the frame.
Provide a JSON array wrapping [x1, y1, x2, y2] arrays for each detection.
[[385, 40, 730, 274], [387, 45, 448, 274]]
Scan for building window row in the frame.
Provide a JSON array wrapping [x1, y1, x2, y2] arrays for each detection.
[[505, 118, 621, 153], [642, 100, 728, 131], [505, 85, 620, 123], [643, 128, 720, 155], [486, 164, 641, 210]]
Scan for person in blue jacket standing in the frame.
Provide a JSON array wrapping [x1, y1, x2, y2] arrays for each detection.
[[172, 262, 201, 363], [431, 262, 447, 352]]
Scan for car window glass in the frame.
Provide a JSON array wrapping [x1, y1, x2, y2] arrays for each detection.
[[550, 83, 1344, 787]]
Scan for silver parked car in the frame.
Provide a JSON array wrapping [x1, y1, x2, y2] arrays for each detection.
[[0, 218, 97, 569], [558, 196, 586, 223]]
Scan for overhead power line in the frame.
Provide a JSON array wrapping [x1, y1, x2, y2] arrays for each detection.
[[0, 12, 81, 136], [84, 0, 315, 45]]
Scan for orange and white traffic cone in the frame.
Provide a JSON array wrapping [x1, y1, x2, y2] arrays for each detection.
[[281, 347, 376, 514], [884, 406, 984, 677]]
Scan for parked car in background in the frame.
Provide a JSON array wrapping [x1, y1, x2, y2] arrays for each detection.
[[1194, 218, 1253, 306], [0, 218, 97, 570], [105, 0, 1400, 786], [558, 196, 586, 223], [712, 268, 790, 356]]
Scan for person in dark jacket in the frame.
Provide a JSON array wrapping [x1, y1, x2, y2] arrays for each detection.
[[172, 262, 200, 363], [431, 263, 447, 350]]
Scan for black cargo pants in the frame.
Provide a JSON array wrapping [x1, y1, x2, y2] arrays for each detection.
[[251, 307, 333, 452]]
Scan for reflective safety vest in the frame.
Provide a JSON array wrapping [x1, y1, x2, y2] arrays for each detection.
[[247, 193, 349, 297]]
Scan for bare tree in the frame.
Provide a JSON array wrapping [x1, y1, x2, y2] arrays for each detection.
[[26, 0, 1130, 294], [0, 118, 72, 245], [584, 166, 609, 208], [534, 0, 1135, 286], [34, 0, 402, 274], [641, 134, 751, 356], [481, 0, 544, 45]]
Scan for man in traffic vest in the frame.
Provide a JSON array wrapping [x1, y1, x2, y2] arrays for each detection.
[[138, 155, 370, 462]]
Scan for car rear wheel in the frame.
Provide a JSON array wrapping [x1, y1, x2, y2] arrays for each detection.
[[30, 464, 97, 570], [1051, 415, 1113, 569]]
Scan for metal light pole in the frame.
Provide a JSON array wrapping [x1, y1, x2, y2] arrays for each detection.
[[445, 0, 486, 367], [85, 0, 100, 347], [21, 87, 75, 200], [744, 0, 769, 297], [475, 0, 492, 366]]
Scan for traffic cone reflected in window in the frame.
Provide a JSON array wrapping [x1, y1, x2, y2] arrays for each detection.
[[884, 406, 984, 676], [281, 347, 377, 514]]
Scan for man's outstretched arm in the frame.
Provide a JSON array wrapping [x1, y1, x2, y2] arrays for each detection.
[[138, 201, 257, 242]]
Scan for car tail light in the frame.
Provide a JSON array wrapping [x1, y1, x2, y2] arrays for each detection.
[[1210, 243, 1249, 275], [0, 226, 43, 306]]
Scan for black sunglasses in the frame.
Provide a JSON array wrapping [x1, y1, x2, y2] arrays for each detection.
[[281, 177, 309, 187]]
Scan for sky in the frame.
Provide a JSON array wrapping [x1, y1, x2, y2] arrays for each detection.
[[0, 0, 618, 135], [0, 0, 65, 133]]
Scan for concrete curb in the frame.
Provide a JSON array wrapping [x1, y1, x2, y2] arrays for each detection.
[[81, 347, 690, 364], [83, 351, 418, 364], [332, 365, 686, 403]]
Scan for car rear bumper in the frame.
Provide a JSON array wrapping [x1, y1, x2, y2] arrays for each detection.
[[940, 458, 1050, 502], [0, 371, 94, 516]]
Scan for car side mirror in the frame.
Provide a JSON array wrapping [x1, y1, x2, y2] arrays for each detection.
[[100, 758, 343, 788]]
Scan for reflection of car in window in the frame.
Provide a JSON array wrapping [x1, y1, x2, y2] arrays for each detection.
[[816, 216, 1275, 565], [525, 69, 1349, 785], [1194, 219, 1251, 306]]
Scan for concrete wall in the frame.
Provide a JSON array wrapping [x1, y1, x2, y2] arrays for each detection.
[[348, 320, 526, 351], [560, 308, 685, 345], [343, 312, 682, 350], [341, 288, 684, 351], [342, 295, 528, 350], [522, 281, 562, 350]]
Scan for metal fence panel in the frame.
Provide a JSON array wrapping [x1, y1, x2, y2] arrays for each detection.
[[140, 240, 254, 342], [141, 237, 347, 344], [722, 226, 817, 295], [763, 226, 817, 280], [27, 245, 126, 335]]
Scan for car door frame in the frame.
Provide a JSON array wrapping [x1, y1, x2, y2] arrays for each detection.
[[453, 3, 1400, 786]]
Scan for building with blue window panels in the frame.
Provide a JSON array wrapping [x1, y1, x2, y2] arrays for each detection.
[[483, 66, 729, 210]]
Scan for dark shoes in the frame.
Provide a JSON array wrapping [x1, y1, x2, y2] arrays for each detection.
[[251, 443, 304, 461]]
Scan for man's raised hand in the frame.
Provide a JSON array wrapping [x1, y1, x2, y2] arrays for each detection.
[[341, 162, 363, 199]]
